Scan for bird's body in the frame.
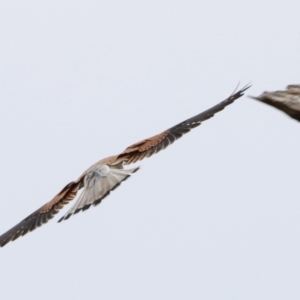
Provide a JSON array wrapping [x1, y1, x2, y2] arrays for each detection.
[[0, 85, 250, 247], [250, 84, 300, 121]]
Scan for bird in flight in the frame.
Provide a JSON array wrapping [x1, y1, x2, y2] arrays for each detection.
[[0, 85, 250, 247], [250, 84, 300, 121]]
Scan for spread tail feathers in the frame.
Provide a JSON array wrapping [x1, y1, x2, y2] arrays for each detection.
[[58, 166, 139, 222]]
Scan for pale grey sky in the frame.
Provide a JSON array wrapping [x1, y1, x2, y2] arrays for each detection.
[[1, 1, 300, 299]]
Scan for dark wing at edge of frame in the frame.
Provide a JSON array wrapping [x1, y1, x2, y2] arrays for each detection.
[[0, 180, 81, 247], [117, 84, 251, 165], [249, 85, 300, 121]]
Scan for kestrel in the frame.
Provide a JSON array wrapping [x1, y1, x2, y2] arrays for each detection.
[[250, 84, 300, 121], [0, 85, 250, 247]]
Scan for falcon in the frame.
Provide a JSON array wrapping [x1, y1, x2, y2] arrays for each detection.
[[0, 85, 250, 247], [250, 84, 300, 121]]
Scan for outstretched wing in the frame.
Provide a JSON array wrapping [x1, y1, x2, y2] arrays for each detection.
[[0, 84, 250, 247], [250, 84, 300, 121], [0, 180, 81, 247], [117, 84, 251, 165]]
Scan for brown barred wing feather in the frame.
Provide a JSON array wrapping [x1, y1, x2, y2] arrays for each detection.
[[118, 84, 251, 165], [0, 180, 81, 247]]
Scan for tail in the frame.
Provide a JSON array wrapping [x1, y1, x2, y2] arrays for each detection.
[[58, 166, 139, 222]]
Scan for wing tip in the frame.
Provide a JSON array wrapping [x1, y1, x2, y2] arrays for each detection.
[[248, 95, 262, 101], [0, 238, 10, 248], [231, 82, 252, 99]]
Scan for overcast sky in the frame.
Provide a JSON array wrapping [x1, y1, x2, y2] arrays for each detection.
[[1, 1, 300, 299]]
